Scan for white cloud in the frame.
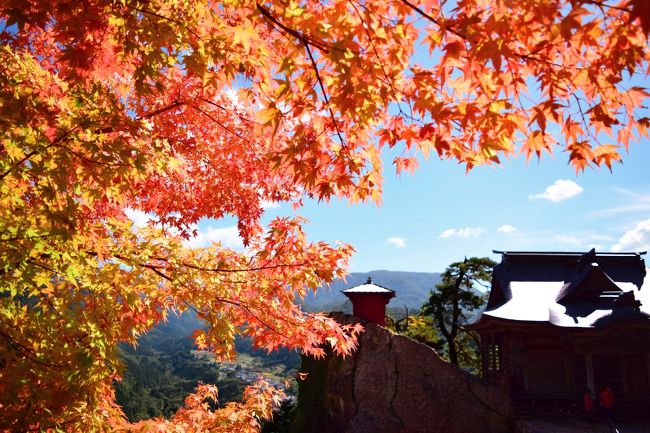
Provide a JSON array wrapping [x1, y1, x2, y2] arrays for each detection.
[[611, 219, 650, 252], [529, 179, 584, 202], [185, 226, 244, 250], [261, 200, 281, 209], [125, 208, 244, 250], [439, 227, 486, 239], [439, 229, 456, 238], [497, 225, 517, 234], [591, 188, 650, 217], [387, 237, 406, 248]]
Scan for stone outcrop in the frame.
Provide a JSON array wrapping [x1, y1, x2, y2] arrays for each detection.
[[293, 313, 514, 433]]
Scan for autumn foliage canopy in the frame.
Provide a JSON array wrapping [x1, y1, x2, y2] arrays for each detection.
[[0, 0, 648, 431]]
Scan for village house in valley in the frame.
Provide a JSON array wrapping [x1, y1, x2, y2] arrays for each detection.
[[468, 250, 650, 419]]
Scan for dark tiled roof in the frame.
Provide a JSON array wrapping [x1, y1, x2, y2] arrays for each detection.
[[470, 250, 648, 329], [555, 262, 622, 303]]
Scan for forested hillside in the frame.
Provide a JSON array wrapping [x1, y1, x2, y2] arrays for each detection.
[[115, 313, 299, 421], [116, 336, 242, 421]]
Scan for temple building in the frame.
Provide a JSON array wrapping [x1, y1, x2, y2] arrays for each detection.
[[342, 277, 395, 326], [468, 249, 650, 419]]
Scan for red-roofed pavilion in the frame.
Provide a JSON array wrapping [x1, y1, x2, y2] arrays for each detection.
[[342, 277, 395, 326]]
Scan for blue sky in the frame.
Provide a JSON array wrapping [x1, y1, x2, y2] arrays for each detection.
[[295, 142, 650, 272], [187, 137, 649, 274]]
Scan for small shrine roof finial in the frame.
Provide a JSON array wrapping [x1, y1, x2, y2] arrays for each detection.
[[367, 277, 372, 284]]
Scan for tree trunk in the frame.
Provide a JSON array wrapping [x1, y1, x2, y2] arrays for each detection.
[[447, 336, 458, 365]]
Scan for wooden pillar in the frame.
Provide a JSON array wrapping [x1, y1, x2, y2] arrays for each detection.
[[585, 354, 595, 393], [646, 354, 650, 394]]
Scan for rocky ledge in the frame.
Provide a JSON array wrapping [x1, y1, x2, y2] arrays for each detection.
[[293, 313, 515, 433]]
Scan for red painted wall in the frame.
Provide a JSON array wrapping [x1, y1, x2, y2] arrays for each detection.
[[350, 294, 390, 326]]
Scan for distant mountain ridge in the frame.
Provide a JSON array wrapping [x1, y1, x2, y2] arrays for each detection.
[[303, 270, 441, 313]]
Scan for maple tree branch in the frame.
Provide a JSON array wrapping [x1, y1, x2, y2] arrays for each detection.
[[254, 241, 287, 271], [507, 60, 528, 115], [187, 103, 255, 146], [19, 415, 83, 433], [138, 100, 186, 121], [0, 101, 184, 182], [22, 261, 97, 336], [214, 296, 285, 336], [187, 291, 302, 342], [517, 52, 561, 67], [50, 142, 132, 168], [0, 233, 58, 242], [572, 93, 600, 146], [0, 327, 67, 369], [179, 259, 310, 274], [25, 258, 60, 276], [583, 0, 631, 13], [85, 251, 173, 281], [0, 123, 82, 181], [96, 101, 186, 135], [107, 251, 311, 278], [304, 43, 347, 148], [27, 280, 64, 321], [178, 295, 201, 316], [198, 97, 254, 124], [256, 3, 331, 53], [0, 148, 42, 181], [123, 4, 204, 42], [399, 0, 581, 69], [254, 5, 362, 156], [398, 0, 467, 40], [347, 1, 409, 118], [84, 25, 110, 73], [179, 293, 292, 340], [142, 262, 174, 282]]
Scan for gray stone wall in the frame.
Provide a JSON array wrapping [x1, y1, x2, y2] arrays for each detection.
[[293, 313, 514, 433]]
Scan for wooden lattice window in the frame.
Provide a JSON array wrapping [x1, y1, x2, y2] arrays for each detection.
[[485, 344, 502, 373]]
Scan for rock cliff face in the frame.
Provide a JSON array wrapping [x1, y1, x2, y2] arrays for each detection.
[[293, 313, 514, 433]]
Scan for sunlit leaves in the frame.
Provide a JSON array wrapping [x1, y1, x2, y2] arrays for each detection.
[[0, 0, 648, 431]]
